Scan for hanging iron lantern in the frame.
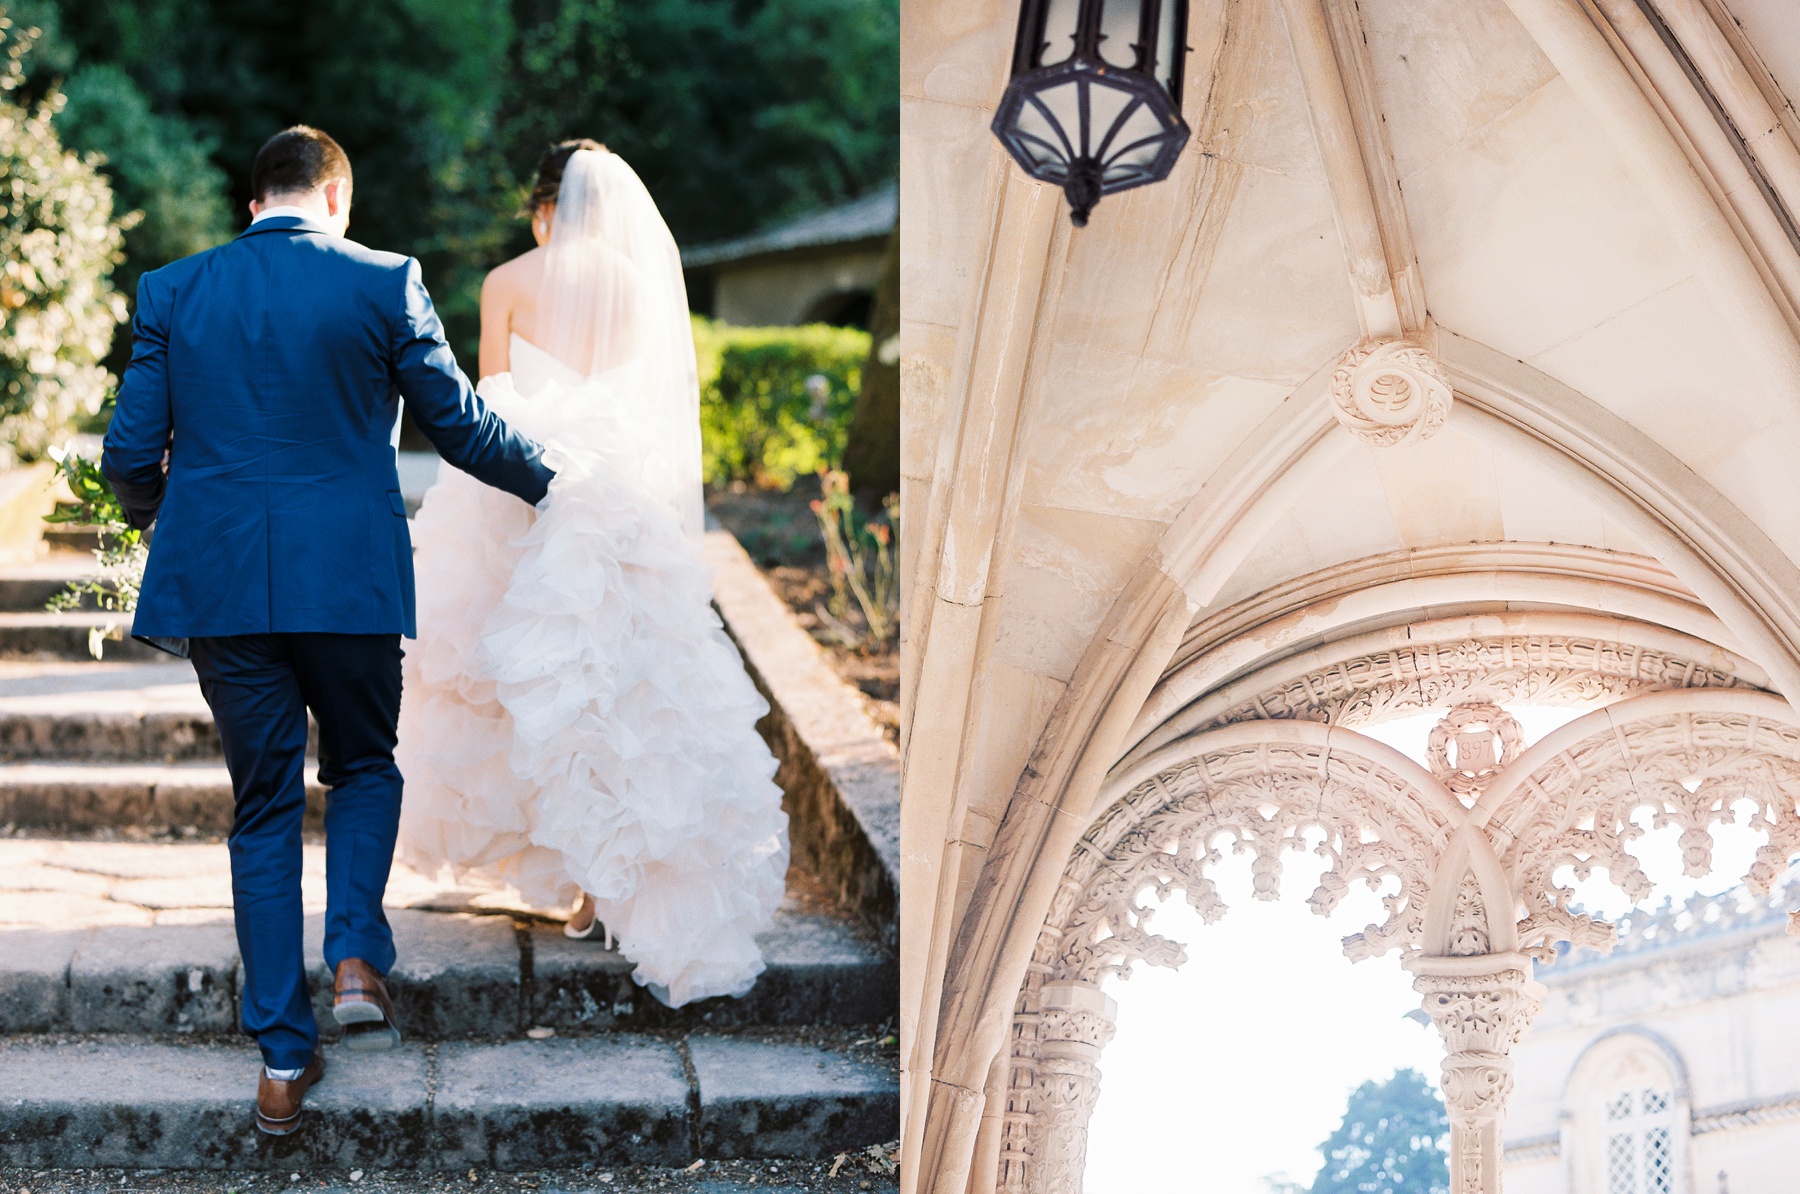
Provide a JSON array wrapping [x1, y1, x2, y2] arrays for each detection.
[[991, 0, 1191, 226]]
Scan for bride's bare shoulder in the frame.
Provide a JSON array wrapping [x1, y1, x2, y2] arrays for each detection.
[[483, 247, 548, 299]]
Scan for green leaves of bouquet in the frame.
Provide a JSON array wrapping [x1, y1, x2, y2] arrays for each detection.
[[44, 441, 144, 657]]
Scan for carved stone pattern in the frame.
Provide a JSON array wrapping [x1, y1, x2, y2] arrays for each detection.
[[999, 983, 1116, 1194], [1048, 740, 1456, 986], [1496, 709, 1800, 959], [1446, 872, 1491, 956], [1201, 636, 1752, 731], [1413, 970, 1540, 1063], [1329, 337, 1453, 448], [1039, 1006, 1117, 1051], [1029, 1055, 1106, 1194], [1427, 703, 1523, 803]]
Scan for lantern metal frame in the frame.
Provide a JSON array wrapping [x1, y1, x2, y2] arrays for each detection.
[[991, 0, 1192, 226]]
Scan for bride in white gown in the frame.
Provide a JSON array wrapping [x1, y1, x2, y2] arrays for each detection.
[[395, 141, 790, 1007]]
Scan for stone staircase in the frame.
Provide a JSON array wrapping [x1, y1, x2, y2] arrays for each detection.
[[0, 553, 899, 1174]]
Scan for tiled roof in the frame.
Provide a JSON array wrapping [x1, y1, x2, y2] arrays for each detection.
[[682, 179, 897, 269], [1541, 872, 1800, 975]]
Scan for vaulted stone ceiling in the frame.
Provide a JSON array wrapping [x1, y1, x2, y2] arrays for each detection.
[[901, 2, 1800, 1192]]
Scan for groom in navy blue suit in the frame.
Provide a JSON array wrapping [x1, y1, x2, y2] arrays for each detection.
[[103, 126, 553, 1133]]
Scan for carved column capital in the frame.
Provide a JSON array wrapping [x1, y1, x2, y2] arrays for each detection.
[[1329, 337, 1453, 448], [1406, 954, 1544, 1194]]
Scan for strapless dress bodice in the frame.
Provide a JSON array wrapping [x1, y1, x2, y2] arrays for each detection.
[[508, 333, 585, 397]]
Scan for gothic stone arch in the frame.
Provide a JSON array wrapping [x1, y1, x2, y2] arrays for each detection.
[[997, 688, 1800, 1194]]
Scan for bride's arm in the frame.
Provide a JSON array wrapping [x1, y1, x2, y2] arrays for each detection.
[[477, 268, 512, 380]]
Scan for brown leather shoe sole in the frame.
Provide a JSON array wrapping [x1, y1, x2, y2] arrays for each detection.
[[333, 993, 401, 1052], [333, 959, 402, 1052], [256, 1053, 326, 1136]]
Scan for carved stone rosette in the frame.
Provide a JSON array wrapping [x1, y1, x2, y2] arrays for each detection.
[[1408, 955, 1544, 1194], [1027, 983, 1118, 1194], [1328, 337, 1453, 448]]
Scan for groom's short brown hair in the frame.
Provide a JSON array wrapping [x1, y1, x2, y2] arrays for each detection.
[[252, 126, 353, 202]]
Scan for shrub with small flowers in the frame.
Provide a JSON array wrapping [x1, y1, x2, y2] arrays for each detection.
[[0, 12, 132, 462], [811, 467, 897, 649]]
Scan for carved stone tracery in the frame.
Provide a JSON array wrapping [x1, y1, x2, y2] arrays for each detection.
[[1200, 633, 1754, 732], [1006, 689, 1800, 1194]]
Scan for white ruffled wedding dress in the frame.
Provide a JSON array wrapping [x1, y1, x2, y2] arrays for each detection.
[[395, 330, 791, 1008]]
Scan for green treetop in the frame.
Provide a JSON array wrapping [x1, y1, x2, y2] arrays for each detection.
[[1310, 1068, 1450, 1194]]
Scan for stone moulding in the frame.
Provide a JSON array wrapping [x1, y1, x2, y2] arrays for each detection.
[[1200, 628, 1758, 734], [703, 529, 899, 950]]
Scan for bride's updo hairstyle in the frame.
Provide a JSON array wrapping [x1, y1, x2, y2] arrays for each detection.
[[530, 138, 607, 212]]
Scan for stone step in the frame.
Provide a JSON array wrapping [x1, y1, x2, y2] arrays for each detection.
[[0, 907, 897, 1036], [0, 558, 102, 612], [0, 1032, 897, 1168], [0, 612, 163, 662], [40, 525, 102, 553], [0, 660, 223, 763], [0, 762, 320, 831]]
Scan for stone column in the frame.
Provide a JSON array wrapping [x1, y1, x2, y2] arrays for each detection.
[[1405, 953, 1544, 1194], [1028, 982, 1118, 1194]]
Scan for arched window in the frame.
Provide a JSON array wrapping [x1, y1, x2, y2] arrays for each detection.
[[1564, 1031, 1691, 1194], [1602, 1085, 1677, 1194]]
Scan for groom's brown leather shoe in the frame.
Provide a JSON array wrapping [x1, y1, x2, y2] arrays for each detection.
[[256, 1050, 326, 1135], [333, 958, 401, 1051]]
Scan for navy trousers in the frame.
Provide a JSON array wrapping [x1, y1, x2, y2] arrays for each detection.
[[189, 633, 403, 1070]]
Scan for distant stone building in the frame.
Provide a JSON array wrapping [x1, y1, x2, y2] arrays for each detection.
[[1505, 885, 1800, 1194], [681, 179, 895, 328]]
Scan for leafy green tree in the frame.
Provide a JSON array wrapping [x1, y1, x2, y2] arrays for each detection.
[[1311, 1069, 1450, 1194], [0, 14, 128, 458], [55, 64, 233, 297], [21, 0, 897, 365], [499, 0, 898, 244]]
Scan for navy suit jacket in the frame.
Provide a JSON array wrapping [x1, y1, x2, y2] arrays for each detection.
[[103, 215, 553, 652]]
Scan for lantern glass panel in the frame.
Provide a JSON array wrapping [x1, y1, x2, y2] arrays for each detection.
[[1097, 0, 1146, 69], [1041, 0, 1083, 66], [1102, 100, 1163, 160], [1015, 103, 1070, 174], [1037, 81, 1086, 156], [1156, 0, 1180, 95], [1088, 84, 1135, 152], [1104, 141, 1164, 183]]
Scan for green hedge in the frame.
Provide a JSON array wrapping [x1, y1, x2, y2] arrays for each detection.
[[693, 316, 869, 490]]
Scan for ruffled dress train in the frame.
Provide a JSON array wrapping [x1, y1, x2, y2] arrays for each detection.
[[396, 336, 789, 1008]]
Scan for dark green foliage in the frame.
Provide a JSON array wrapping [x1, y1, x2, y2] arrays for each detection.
[[694, 317, 867, 489], [20, 0, 897, 361], [1311, 1068, 1450, 1194], [55, 64, 233, 297]]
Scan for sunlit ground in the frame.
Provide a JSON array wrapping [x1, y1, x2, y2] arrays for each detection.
[[1083, 704, 1767, 1192]]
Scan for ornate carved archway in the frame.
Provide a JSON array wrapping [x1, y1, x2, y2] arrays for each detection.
[[996, 686, 1800, 1194]]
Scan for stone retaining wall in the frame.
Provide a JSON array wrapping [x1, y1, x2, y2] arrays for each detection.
[[704, 529, 899, 952]]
